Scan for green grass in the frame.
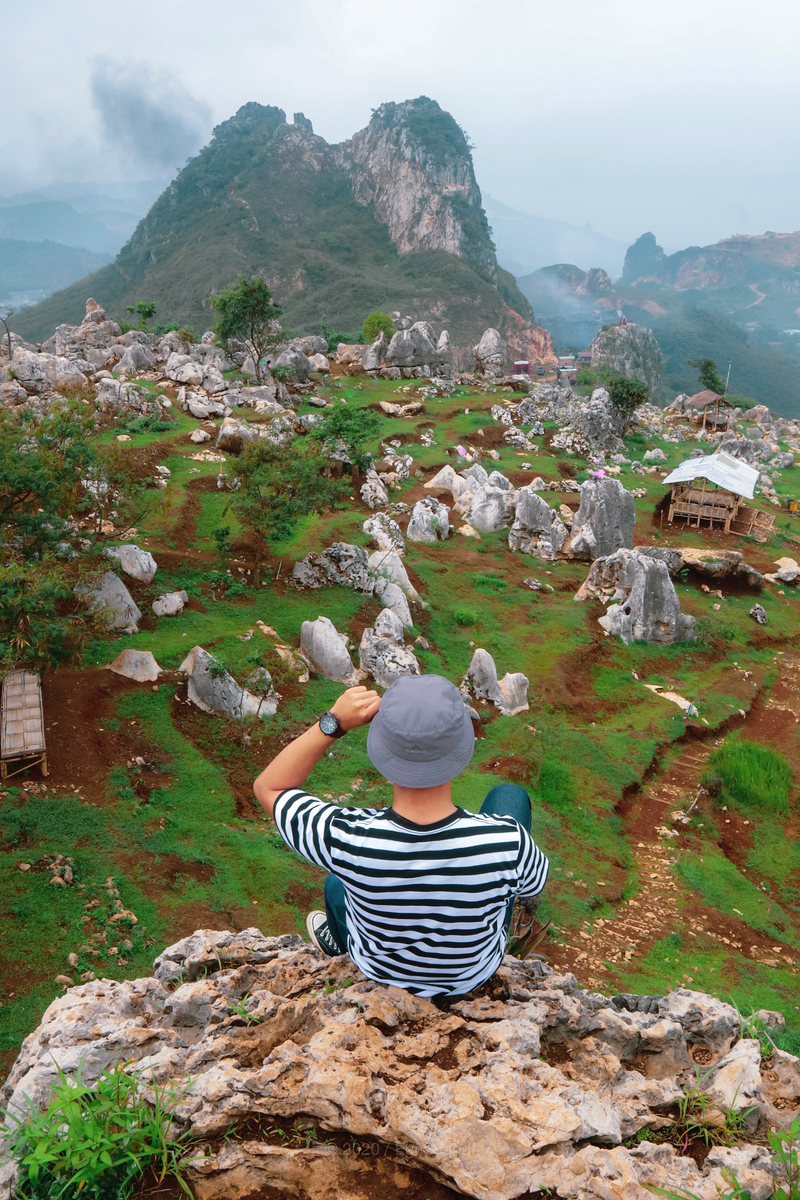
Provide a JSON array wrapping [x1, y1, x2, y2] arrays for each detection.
[[675, 850, 798, 946], [709, 733, 793, 814]]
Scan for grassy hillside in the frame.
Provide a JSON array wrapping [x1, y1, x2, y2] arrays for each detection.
[[2, 369, 800, 1077], [11, 102, 516, 347]]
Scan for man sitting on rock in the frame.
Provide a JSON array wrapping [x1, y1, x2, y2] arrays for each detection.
[[253, 674, 548, 999]]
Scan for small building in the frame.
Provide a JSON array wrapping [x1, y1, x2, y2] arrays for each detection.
[[577, 350, 593, 364], [513, 360, 530, 375], [685, 390, 736, 431], [1, 670, 48, 781], [662, 451, 775, 538]]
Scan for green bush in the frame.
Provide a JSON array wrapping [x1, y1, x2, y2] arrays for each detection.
[[452, 604, 478, 626], [472, 573, 508, 594], [709, 734, 792, 813], [361, 310, 396, 343], [4, 1062, 192, 1199]]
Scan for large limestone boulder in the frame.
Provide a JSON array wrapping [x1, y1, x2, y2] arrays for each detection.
[[165, 352, 204, 387], [299, 617, 363, 685], [406, 496, 450, 542], [575, 549, 696, 645], [362, 512, 405, 555], [424, 463, 469, 500], [384, 322, 438, 371], [468, 484, 516, 534], [461, 648, 530, 716], [0, 929, 787, 1200], [436, 329, 453, 376], [359, 469, 389, 509], [274, 347, 312, 384], [215, 417, 261, 453], [74, 572, 141, 633], [178, 646, 277, 718], [474, 327, 505, 377], [362, 331, 388, 372], [359, 609, 420, 688], [568, 477, 636, 560], [11, 349, 88, 395], [589, 321, 664, 399], [293, 544, 372, 592], [115, 342, 156, 375], [679, 548, 764, 587], [105, 649, 162, 683], [766, 557, 799, 585], [509, 487, 568, 559], [152, 590, 189, 617], [367, 551, 421, 604], [106, 544, 157, 584]]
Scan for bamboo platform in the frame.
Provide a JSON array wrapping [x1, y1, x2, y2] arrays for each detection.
[[729, 505, 776, 542], [1, 670, 48, 781]]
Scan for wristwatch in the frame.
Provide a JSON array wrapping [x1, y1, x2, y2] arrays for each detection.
[[318, 710, 346, 739]]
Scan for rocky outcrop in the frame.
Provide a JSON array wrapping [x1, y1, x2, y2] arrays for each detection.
[[292, 543, 373, 592], [568, 477, 636, 560], [509, 487, 569, 560], [74, 571, 141, 633], [362, 511, 405, 555], [105, 649, 162, 682], [299, 617, 363, 685], [152, 590, 189, 617], [461, 648, 530, 716], [105, 544, 157, 584], [342, 97, 496, 276], [358, 609, 421, 688], [178, 646, 278, 718], [4, 931, 789, 1200], [589, 322, 664, 399], [407, 496, 451, 542], [474, 327, 505, 377], [575, 549, 697, 645]]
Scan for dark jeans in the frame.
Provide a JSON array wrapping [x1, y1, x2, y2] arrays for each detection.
[[324, 784, 532, 955]]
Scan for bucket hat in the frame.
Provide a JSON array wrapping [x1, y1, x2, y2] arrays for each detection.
[[366, 674, 474, 788]]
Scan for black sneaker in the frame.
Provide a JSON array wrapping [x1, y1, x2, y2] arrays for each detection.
[[306, 910, 344, 957]]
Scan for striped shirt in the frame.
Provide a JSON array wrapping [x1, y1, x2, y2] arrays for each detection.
[[273, 790, 549, 997]]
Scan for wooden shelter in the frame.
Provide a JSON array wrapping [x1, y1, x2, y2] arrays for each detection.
[[1, 671, 48, 781], [663, 451, 775, 539], [685, 390, 735, 431]]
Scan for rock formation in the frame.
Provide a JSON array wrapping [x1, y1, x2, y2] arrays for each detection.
[[461, 648, 530, 716], [178, 646, 278, 718], [568, 477, 636, 560], [362, 511, 406, 555], [407, 496, 451, 542], [299, 617, 363, 685], [474, 327, 505, 378], [575, 549, 697, 645], [152, 590, 189, 617], [358, 609, 421, 688], [105, 649, 162, 683], [74, 571, 141, 634], [4, 930, 790, 1200], [106, 544, 158, 584], [589, 322, 664, 400], [508, 486, 569, 560]]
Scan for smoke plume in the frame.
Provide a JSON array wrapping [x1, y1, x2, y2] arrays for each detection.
[[90, 57, 212, 173]]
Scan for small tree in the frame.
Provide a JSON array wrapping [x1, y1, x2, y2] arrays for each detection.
[[310, 404, 381, 473], [687, 357, 726, 394], [0, 306, 14, 359], [608, 375, 649, 418], [208, 276, 283, 383], [362, 310, 396, 343], [222, 441, 348, 584], [125, 301, 157, 329]]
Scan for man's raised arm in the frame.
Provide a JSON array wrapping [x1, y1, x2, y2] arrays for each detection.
[[253, 685, 381, 817]]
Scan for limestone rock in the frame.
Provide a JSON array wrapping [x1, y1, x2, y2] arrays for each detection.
[[216, 417, 261, 453], [508, 486, 568, 560], [362, 331, 388, 372], [373, 580, 413, 627], [292, 543, 372, 592], [424, 463, 469, 500], [680, 549, 764, 588], [362, 512, 405, 555], [768, 557, 799, 584], [359, 610, 420, 687], [0, 936, 787, 1200], [165, 352, 203, 387], [178, 646, 277, 718], [368, 550, 421, 604], [468, 484, 516, 534], [359, 469, 389, 508], [575, 549, 696, 645], [105, 649, 162, 682], [750, 603, 768, 625], [461, 648, 530, 716], [384, 322, 438, 371], [190, 428, 211, 444], [299, 617, 363, 685], [568, 477, 636, 561], [106, 543, 157, 584], [474, 327, 505, 378], [274, 347, 311, 384], [589, 322, 664, 399], [406, 496, 450, 542], [74, 571, 141, 633], [152, 590, 189, 618]]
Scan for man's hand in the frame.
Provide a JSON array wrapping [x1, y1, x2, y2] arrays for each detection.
[[331, 685, 381, 731]]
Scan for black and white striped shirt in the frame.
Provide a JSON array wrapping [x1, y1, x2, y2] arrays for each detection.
[[273, 790, 549, 997]]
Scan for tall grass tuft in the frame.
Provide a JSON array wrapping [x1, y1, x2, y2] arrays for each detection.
[[709, 733, 792, 813]]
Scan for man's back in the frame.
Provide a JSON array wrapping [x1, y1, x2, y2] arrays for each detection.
[[274, 789, 548, 996]]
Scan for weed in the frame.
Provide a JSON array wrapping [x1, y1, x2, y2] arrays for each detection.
[[3, 1061, 194, 1199], [709, 733, 792, 813], [231, 995, 262, 1026], [452, 604, 478, 626], [472, 572, 508, 594]]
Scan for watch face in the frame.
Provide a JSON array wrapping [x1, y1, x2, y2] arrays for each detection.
[[319, 712, 339, 736]]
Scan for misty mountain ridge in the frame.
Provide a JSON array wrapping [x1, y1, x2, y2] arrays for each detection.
[[10, 98, 545, 361], [485, 194, 629, 278]]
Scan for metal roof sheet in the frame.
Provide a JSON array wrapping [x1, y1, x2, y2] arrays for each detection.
[[662, 451, 759, 500]]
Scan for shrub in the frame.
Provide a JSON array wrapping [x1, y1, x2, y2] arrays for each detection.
[[4, 1061, 193, 1199], [709, 734, 792, 813], [362, 310, 396, 343], [472, 573, 508, 594], [452, 604, 478, 626]]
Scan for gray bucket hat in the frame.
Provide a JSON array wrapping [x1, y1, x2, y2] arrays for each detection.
[[366, 674, 475, 788]]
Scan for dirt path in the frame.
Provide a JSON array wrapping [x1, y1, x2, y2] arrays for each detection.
[[550, 653, 800, 990]]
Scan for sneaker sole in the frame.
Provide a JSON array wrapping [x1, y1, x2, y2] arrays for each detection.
[[305, 910, 326, 954]]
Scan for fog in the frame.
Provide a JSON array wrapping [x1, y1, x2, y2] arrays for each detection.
[[4, 0, 799, 252]]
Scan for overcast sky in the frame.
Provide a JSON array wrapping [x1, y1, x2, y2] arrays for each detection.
[[4, 0, 799, 251]]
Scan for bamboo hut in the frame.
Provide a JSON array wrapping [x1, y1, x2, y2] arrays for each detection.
[[663, 451, 775, 538]]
